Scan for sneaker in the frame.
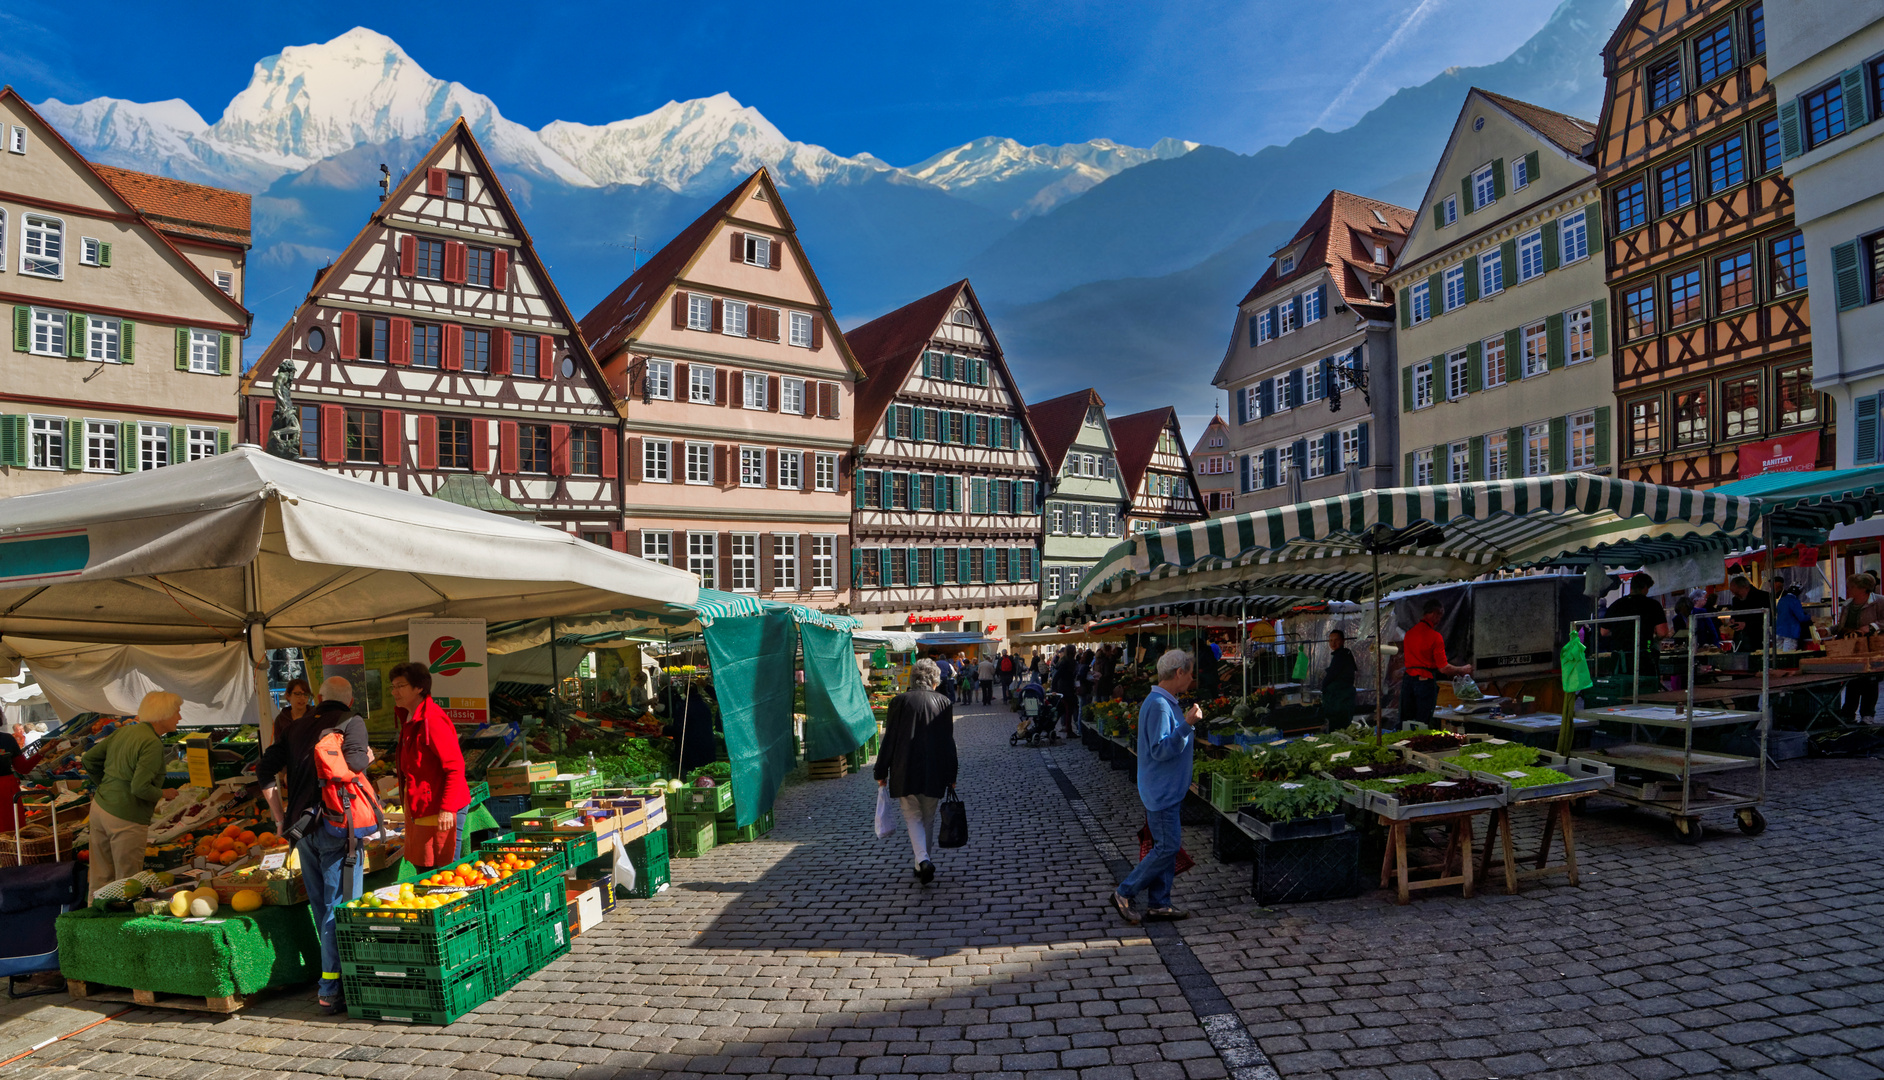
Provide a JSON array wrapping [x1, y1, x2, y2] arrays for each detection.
[[918, 860, 935, 884], [1144, 906, 1191, 921], [1112, 891, 1141, 925]]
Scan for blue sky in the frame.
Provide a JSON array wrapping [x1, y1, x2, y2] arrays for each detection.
[[9, 0, 1560, 160]]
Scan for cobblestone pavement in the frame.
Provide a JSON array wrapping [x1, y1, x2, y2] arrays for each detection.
[[7, 702, 1881, 1080]]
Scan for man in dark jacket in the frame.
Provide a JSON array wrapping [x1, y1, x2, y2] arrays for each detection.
[[259, 675, 372, 1014], [1051, 647, 1079, 737], [664, 687, 718, 780], [874, 658, 958, 884]]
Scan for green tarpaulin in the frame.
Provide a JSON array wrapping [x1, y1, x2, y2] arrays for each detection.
[[705, 609, 798, 827], [800, 621, 877, 763], [57, 904, 321, 998]]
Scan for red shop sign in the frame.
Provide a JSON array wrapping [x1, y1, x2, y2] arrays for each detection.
[[1737, 431, 1818, 478], [907, 614, 963, 624]]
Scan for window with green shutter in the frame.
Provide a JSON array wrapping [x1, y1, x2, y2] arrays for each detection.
[[1468, 434, 1485, 481], [174, 328, 189, 370], [1491, 158, 1506, 199], [0, 416, 25, 466], [118, 420, 138, 472], [1548, 417, 1567, 472], [217, 430, 231, 454], [1833, 240, 1868, 310], [1466, 341, 1484, 393], [1542, 220, 1560, 272], [12, 307, 27, 352], [1592, 297, 1610, 355], [1546, 313, 1566, 369], [1401, 365, 1414, 413], [1460, 176, 1474, 214], [120, 321, 135, 363], [63, 418, 83, 471], [1594, 406, 1612, 466], [1463, 255, 1479, 303], [66, 313, 85, 357]]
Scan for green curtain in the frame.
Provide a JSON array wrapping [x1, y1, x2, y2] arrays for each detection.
[[705, 609, 799, 827], [800, 622, 877, 764]]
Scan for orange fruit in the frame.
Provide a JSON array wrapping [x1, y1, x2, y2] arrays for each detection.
[[238, 831, 256, 845]]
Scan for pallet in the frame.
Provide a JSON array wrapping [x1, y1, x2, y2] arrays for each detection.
[[805, 757, 850, 780], [66, 979, 244, 1013]]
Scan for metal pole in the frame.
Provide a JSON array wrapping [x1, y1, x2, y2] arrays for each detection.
[[1760, 516, 1774, 804], [1240, 596, 1249, 698], [1372, 545, 1383, 745], [548, 618, 559, 710]]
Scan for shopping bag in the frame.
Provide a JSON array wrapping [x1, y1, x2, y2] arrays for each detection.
[[610, 831, 636, 895], [875, 786, 898, 839], [935, 789, 968, 848], [1137, 824, 1195, 875]]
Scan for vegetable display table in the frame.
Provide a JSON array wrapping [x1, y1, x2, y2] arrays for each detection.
[[1437, 710, 1599, 748], [56, 903, 321, 1010], [1475, 794, 1581, 894], [1376, 808, 1490, 905]]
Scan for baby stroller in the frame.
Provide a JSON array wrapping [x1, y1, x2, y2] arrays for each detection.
[[1010, 683, 1057, 746]]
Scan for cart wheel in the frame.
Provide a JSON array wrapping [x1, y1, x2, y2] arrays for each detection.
[[1674, 817, 1704, 844], [1736, 808, 1767, 836]]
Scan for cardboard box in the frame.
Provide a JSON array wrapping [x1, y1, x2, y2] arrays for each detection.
[[487, 760, 557, 797], [566, 885, 604, 935]]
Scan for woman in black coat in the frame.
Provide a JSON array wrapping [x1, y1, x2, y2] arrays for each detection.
[[664, 687, 718, 780], [874, 658, 957, 883]]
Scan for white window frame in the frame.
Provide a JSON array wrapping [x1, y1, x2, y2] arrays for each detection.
[[1441, 195, 1458, 226], [1047, 567, 1063, 600], [789, 311, 813, 348], [1302, 288, 1323, 324], [79, 237, 102, 267], [84, 419, 118, 473], [1107, 512, 1120, 537], [1446, 350, 1469, 401], [687, 294, 713, 331], [742, 372, 767, 410], [8, 126, 25, 154], [1240, 385, 1261, 424], [1513, 156, 1531, 189], [1518, 230, 1546, 282], [729, 533, 758, 592], [186, 426, 219, 461], [641, 530, 672, 566], [1473, 164, 1496, 210], [687, 532, 718, 589], [1560, 209, 1590, 264], [1525, 422, 1550, 476], [1485, 432, 1510, 480], [1306, 436, 1328, 479], [1301, 363, 1323, 403], [1411, 281, 1431, 323], [689, 364, 715, 403], [1341, 427, 1362, 468], [138, 422, 169, 471], [87, 316, 121, 362], [1279, 254, 1295, 275], [1413, 361, 1434, 409], [1483, 335, 1508, 388], [723, 300, 748, 338], [1566, 305, 1595, 365], [780, 377, 806, 415], [1256, 311, 1273, 344], [739, 446, 766, 487], [743, 235, 772, 268], [189, 329, 220, 374], [1522, 323, 1549, 378], [1069, 507, 1085, 536], [1443, 265, 1466, 311], [22, 215, 62, 278], [685, 441, 714, 485], [1480, 249, 1504, 296], [1413, 447, 1435, 485], [778, 449, 803, 490], [811, 535, 835, 590], [1277, 301, 1295, 335], [28, 415, 62, 470], [1448, 440, 1469, 483], [646, 358, 674, 400], [28, 307, 65, 356], [814, 452, 838, 492], [773, 534, 799, 591], [1569, 410, 1598, 470], [643, 438, 672, 483], [215, 270, 234, 296], [1050, 506, 1065, 535]]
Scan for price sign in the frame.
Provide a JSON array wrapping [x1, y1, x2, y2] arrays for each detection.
[[259, 851, 287, 870], [1431, 780, 1457, 787], [184, 734, 213, 789], [1280, 782, 1302, 790], [1502, 770, 1527, 779], [1351, 766, 1373, 774]]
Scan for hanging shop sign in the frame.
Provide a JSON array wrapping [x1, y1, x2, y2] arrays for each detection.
[[408, 618, 489, 725], [1737, 431, 1818, 478], [907, 614, 963, 625]]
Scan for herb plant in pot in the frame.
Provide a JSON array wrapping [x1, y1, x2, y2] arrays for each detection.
[[1237, 776, 1348, 841]]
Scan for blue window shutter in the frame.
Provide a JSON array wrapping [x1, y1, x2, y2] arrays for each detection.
[[1248, 313, 1259, 347], [1843, 66, 1870, 128], [1858, 394, 1881, 464], [1259, 380, 1275, 416], [1268, 305, 1280, 331], [1357, 422, 1370, 467], [1288, 370, 1304, 408], [1317, 284, 1327, 316], [1292, 439, 1309, 477], [1834, 240, 1867, 310], [1235, 390, 1247, 425], [1779, 99, 1803, 159], [1323, 431, 1338, 469], [1292, 295, 1304, 326], [1262, 448, 1278, 489]]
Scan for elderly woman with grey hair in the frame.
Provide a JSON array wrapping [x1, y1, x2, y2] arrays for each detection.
[[874, 658, 959, 883]]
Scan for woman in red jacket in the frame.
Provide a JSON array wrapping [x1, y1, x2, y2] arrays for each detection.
[[1, 724, 46, 834], [389, 662, 469, 869]]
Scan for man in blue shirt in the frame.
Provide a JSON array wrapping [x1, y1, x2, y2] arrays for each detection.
[[1114, 649, 1203, 924]]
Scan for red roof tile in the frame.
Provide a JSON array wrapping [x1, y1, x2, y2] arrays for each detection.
[[1477, 89, 1597, 159], [1237, 190, 1415, 318], [1026, 388, 1104, 473], [1107, 407, 1178, 497], [93, 164, 251, 246], [578, 178, 751, 362], [843, 280, 967, 443]]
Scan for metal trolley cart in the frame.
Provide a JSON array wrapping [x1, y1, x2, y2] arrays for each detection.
[[1571, 615, 1769, 843]]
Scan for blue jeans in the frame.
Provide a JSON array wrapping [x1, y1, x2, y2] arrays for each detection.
[[297, 824, 365, 1000], [1118, 804, 1181, 909]]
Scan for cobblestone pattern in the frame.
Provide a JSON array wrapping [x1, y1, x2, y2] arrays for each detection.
[[8, 704, 1237, 1080], [1055, 736, 1884, 1080]]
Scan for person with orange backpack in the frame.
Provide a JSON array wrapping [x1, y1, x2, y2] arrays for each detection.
[[259, 675, 374, 1014]]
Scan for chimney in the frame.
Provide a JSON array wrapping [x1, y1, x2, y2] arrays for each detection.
[[378, 164, 391, 204]]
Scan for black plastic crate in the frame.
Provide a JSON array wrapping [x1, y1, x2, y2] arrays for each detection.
[[1252, 829, 1361, 905], [1213, 814, 1255, 864], [1180, 793, 1216, 827]]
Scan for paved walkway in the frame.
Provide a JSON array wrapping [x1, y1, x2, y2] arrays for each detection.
[[5, 702, 1882, 1080]]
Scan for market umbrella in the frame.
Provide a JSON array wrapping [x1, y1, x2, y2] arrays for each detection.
[[0, 447, 700, 738]]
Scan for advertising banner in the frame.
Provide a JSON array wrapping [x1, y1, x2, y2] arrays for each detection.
[[408, 619, 488, 725]]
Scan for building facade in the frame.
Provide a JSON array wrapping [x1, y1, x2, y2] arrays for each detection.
[[242, 122, 621, 540], [844, 280, 1046, 641], [1213, 191, 1411, 510], [1599, 0, 1828, 485], [1188, 413, 1238, 515], [1767, 0, 1884, 466], [1387, 90, 1615, 484], [0, 91, 251, 495], [1028, 389, 1131, 605], [1110, 407, 1206, 533], [579, 169, 858, 605]]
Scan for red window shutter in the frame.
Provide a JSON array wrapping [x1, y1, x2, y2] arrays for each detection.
[[602, 431, 619, 479], [380, 410, 402, 467], [816, 382, 832, 419], [538, 335, 554, 380], [550, 424, 572, 476], [715, 369, 729, 406], [720, 531, 734, 587], [672, 292, 688, 329], [416, 414, 438, 469], [621, 436, 637, 483], [730, 231, 744, 261], [398, 235, 416, 276], [472, 419, 491, 472], [759, 531, 774, 593], [769, 240, 783, 272], [837, 453, 852, 494], [609, 530, 627, 553], [498, 421, 519, 474], [766, 448, 778, 486], [443, 324, 464, 371], [253, 399, 275, 444], [826, 380, 841, 418], [389, 318, 411, 365], [444, 242, 467, 284], [427, 168, 447, 196], [674, 361, 689, 395], [321, 405, 345, 463], [714, 445, 729, 486], [767, 375, 780, 412], [836, 536, 851, 592], [493, 329, 512, 376], [492, 250, 509, 289], [710, 299, 724, 333], [338, 312, 358, 359], [810, 315, 823, 350]]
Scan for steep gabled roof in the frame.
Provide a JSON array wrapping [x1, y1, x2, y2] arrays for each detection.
[[845, 280, 965, 441], [93, 165, 252, 248], [1107, 407, 1178, 497], [1026, 388, 1105, 473], [1477, 89, 1598, 159], [1236, 190, 1414, 320]]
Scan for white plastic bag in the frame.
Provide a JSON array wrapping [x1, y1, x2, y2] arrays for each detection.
[[875, 786, 898, 839], [610, 830, 636, 895]]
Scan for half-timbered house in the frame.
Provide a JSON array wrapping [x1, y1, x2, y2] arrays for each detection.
[[1599, 0, 1828, 485], [1189, 414, 1238, 516], [1109, 407, 1206, 534], [1028, 389, 1131, 605], [578, 170, 859, 606], [844, 280, 1047, 641], [240, 121, 622, 541]]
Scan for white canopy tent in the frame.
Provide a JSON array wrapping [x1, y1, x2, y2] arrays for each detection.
[[0, 448, 700, 739]]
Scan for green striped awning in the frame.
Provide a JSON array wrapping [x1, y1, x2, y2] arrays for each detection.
[[1049, 475, 1759, 618], [1712, 465, 1884, 541]]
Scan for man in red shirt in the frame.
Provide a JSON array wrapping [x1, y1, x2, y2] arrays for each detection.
[[1402, 598, 1472, 729]]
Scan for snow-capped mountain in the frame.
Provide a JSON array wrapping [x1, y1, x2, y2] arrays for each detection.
[[41, 27, 1188, 214]]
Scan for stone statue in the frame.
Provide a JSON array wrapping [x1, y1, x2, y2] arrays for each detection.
[[265, 358, 302, 460]]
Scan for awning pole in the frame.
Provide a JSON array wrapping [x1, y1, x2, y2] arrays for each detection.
[[248, 561, 274, 748], [1760, 515, 1773, 803], [1372, 545, 1383, 745], [548, 618, 559, 708], [1240, 596, 1249, 698]]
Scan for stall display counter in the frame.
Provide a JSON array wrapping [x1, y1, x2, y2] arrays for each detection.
[[1436, 709, 1600, 748]]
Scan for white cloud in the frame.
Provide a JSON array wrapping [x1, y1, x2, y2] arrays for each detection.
[[1314, 0, 1447, 129]]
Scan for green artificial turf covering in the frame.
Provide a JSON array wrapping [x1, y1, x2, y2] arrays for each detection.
[[57, 904, 322, 998]]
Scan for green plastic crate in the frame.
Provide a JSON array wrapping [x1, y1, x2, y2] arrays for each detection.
[[477, 839, 567, 885], [508, 806, 578, 832], [531, 773, 606, 801], [678, 783, 734, 814], [489, 933, 533, 991], [671, 814, 718, 857], [337, 885, 484, 937], [628, 829, 669, 863], [525, 878, 564, 924], [1208, 773, 1264, 813], [465, 780, 490, 809], [336, 919, 484, 978], [513, 830, 599, 868], [344, 964, 489, 1025], [527, 914, 570, 967], [714, 809, 775, 843], [486, 891, 530, 941], [622, 853, 670, 898]]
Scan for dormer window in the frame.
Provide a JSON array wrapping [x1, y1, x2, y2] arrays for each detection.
[[1374, 243, 1387, 264], [1279, 255, 1296, 275]]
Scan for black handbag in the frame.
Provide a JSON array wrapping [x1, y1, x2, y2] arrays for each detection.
[[935, 788, 968, 848]]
